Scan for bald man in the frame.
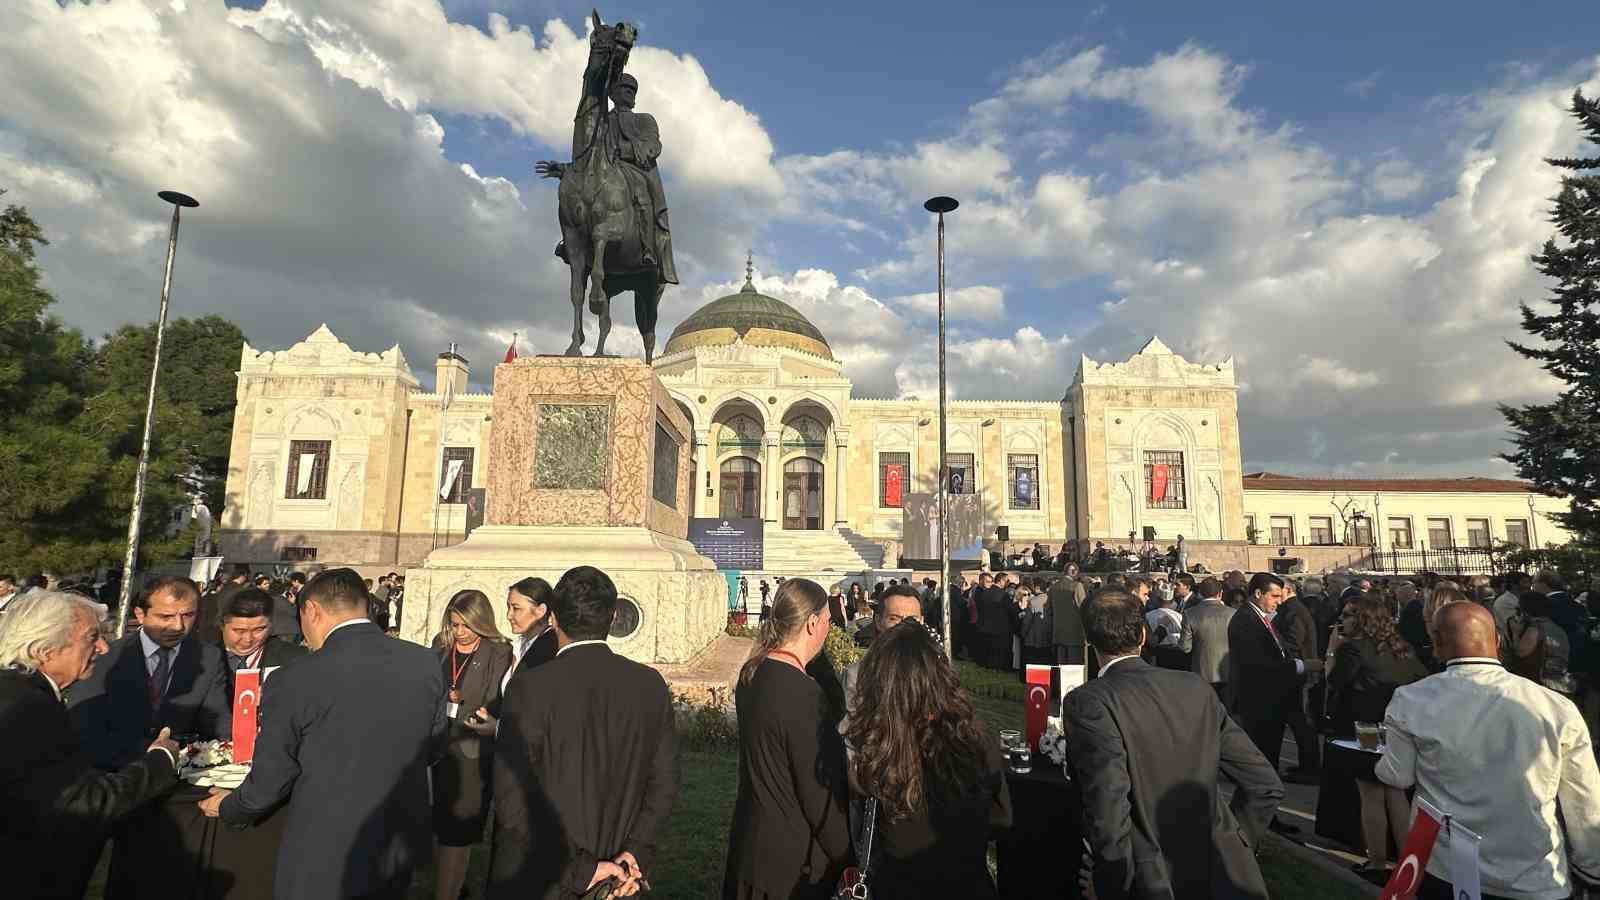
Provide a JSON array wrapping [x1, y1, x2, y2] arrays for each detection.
[[1377, 603, 1600, 900]]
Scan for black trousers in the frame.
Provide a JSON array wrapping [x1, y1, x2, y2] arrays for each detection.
[[1286, 677, 1321, 771], [1238, 704, 1289, 771]]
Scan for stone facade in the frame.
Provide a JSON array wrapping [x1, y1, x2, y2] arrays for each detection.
[[218, 325, 1572, 578]]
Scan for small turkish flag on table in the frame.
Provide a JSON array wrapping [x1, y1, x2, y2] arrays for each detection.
[[232, 670, 261, 764]]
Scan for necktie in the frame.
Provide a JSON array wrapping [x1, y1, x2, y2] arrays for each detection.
[[149, 646, 172, 709], [231, 654, 248, 672], [1262, 614, 1284, 654]]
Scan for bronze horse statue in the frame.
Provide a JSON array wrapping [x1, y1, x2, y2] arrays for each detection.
[[536, 11, 675, 363]]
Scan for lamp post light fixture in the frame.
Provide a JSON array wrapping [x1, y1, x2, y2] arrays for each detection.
[[113, 190, 199, 638], [924, 195, 958, 658]]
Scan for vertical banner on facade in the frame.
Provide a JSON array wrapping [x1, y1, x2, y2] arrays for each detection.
[[1150, 464, 1170, 503], [1379, 798, 1444, 900], [1016, 469, 1032, 506], [439, 458, 465, 499], [884, 463, 904, 507], [232, 669, 261, 764], [296, 453, 317, 495]]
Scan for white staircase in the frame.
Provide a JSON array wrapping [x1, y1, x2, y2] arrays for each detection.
[[758, 526, 884, 577]]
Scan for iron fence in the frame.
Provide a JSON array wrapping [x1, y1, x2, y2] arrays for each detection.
[[1362, 547, 1506, 577]]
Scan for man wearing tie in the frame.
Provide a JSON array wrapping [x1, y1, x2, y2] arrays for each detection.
[[69, 575, 231, 770], [1227, 572, 1322, 834], [218, 588, 307, 690], [201, 568, 446, 900]]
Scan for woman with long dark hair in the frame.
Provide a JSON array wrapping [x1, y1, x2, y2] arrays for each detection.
[[1325, 594, 1427, 884], [430, 590, 512, 900], [844, 623, 1011, 899], [724, 579, 851, 899], [467, 576, 557, 735]]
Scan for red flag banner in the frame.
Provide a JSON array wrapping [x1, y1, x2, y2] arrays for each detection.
[[885, 464, 904, 507], [232, 669, 261, 764], [1150, 464, 1170, 503], [1379, 799, 1444, 900], [1025, 665, 1052, 751], [503, 332, 519, 364]]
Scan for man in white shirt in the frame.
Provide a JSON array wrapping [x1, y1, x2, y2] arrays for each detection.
[[1378, 602, 1600, 900], [1493, 572, 1529, 635], [1144, 590, 1185, 670]]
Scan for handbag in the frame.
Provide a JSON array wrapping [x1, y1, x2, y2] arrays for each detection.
[[833, 796, 879, 900]]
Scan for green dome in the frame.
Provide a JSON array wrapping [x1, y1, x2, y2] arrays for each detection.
[[663, 276, 833, 359]]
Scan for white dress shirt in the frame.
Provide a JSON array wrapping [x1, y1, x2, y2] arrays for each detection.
[[1145, 607, 1183, 648], [1377, 658, 1600, 899], [1097, 654, 1140, 679], [556, 638, 608, 657]]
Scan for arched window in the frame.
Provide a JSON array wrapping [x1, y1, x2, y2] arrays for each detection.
[[720, 457, 760, 519]]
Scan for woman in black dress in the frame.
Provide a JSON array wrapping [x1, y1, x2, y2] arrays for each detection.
[[1325, 594, 1427, 884], [724, 579, 851, 900], [843, 623, 1011, 899], [430, 589, 512, 900]]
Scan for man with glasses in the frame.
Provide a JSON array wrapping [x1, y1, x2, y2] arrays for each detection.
[[839, 584, 925, 734]]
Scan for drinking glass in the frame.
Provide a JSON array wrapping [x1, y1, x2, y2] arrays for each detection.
[[1355, 721, 1380, 751], [999, 729, 1022, 752]]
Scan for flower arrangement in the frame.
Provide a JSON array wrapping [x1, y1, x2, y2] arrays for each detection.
[[179, 740, 234, 770], [1040, 717, 1069, 771]]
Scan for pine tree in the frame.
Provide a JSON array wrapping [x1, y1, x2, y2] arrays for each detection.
[[1501, 90, 1600, 545]]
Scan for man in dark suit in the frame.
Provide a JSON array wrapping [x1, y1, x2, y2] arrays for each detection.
[[1049, 576, 1087, 665], [69, 575, 231, 770], [1271, 580, 1322, 780], [217, 588, 307, 692], [1179, 578, 1235, 703], [1228, 572, 1322, 835], [1065, 588, 1282, 900], [490, 566, 678, 900], [0, 591, 181, 900], [975, 572, 1014, 670], [201, 568, 446, 900]]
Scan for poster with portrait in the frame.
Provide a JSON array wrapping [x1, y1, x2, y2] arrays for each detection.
[[1016, 469, 1033, 507]]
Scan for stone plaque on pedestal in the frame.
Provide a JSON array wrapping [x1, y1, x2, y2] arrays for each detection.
[[403, 357, 724, 664]]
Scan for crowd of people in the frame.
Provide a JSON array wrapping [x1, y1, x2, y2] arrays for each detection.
[[3, 557, 1600, 899]]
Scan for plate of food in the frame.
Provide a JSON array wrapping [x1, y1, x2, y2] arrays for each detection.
[[177, 740, 249, 787]]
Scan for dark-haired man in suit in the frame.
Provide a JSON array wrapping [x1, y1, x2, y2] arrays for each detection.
[[69, 575, 232, 770], [217, 588, 307, 693], [202, 567, 445, 900], [1066, 588, 1281, 899], [490, 566, 678, 900], [1228, 572, 1322, 834]]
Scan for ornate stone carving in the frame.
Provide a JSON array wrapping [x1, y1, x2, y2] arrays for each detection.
[[534, 404, 611, 490], [1075, 336, 1236, 389]]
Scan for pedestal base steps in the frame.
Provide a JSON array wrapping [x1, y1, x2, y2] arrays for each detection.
[[400, 525, 726, 665]]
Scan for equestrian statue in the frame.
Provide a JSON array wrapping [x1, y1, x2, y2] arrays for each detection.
[[536, 10, 678, 363]]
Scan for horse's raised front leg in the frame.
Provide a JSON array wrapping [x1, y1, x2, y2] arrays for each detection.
[[563, 248, 587, 357]]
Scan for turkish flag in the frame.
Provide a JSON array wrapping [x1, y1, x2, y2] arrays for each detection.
[[1025, 665, 1052, 751], [885, 464, 904, 507], [232, 669, 261, 764], [1379, 799, 1444, 900], [504, 332, 519, 364], [1150, 464, 1170, 503]]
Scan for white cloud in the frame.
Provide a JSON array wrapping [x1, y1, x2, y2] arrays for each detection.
[[1370, 157, 1425, 201], [887, 285, 1007, 320]]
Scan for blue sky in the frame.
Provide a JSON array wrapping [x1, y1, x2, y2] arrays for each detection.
[[3, 0, 1598, 475]]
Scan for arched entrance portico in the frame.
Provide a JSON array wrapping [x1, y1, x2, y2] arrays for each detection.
[[710, 398, 766, 521], [779, 402, 834, 530]]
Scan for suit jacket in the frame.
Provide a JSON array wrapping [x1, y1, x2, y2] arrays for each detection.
[[490, 643, 679, 900], [1272, 597, 1317, 663], [436, 638, 512, 760], [1178, 599, 1235, 684], [976, 587, 1013, 637], [269, 592, 302, 642], [1226, 606, 1300, 716], [1064, 659, 1280, 900], [1049, 581, 1085, 647], [1326, 638, 1428, 735], [0, 668, 179, 900], [68, 630, 232, 770], [222, 636, 308, 681], [218, 622, 446, 900]]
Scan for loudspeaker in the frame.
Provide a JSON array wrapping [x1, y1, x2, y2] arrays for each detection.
[[1142, 526, 1156, 542], [997, 525, 1010, 542]]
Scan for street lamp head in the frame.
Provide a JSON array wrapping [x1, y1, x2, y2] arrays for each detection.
[[923, 196, 958, 214], [157, 191, 199, 208]]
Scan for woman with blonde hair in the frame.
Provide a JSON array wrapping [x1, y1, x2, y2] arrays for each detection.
[[724, 578, 850, 900], [430, 589, 511, 900]]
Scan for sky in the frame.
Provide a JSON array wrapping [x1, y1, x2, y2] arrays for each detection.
[[3, 0, 1598, 477]]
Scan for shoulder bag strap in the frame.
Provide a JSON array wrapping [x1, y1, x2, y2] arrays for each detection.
[[856, 796, 879, 890]]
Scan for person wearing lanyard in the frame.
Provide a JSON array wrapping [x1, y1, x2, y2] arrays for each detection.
[[431, 590, 512, 900], [723, 578, 851, 900], [217, 588, 307, 699]]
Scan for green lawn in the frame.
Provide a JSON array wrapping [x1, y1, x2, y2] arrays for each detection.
[[87, 664, 1361, 900]]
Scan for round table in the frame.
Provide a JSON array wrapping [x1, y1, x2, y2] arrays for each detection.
[[105, 783, 286, 900], [995, 763, 1084, 899]]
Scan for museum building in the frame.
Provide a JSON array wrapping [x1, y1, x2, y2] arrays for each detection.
[[215, 271, 1573, 576]]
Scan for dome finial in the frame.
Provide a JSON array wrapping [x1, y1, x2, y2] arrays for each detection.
[[741, 250, 755, 293]]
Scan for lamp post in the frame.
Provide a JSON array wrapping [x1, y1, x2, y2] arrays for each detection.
[[113, 190, 198, 638], [924, 196, 958, 658]]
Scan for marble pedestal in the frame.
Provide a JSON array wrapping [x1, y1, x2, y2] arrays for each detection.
[[402, 357, 725, 664]]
